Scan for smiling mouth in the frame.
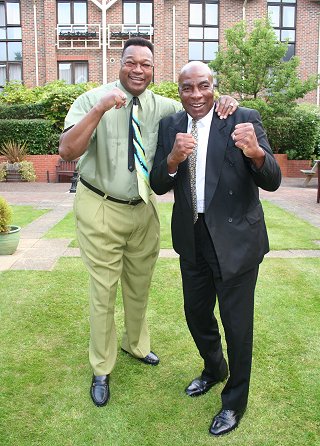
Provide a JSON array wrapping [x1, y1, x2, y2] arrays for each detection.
[[191, 103, 205, 108], [129, 76, 144, 82]]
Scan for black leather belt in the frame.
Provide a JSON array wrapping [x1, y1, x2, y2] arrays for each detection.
[[80, 178, 143, 205]]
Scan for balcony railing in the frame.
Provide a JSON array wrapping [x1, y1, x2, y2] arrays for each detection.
[[56, 23, 153, 50], [56, 24, 101, 49], [108, 24, 153, 49]]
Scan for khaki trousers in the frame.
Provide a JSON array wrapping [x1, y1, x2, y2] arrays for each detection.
[[74, 181, 160, 376]]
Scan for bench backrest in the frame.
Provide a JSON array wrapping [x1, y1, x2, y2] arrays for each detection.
[[56, 158, 78, 171], [310, 160, 320, 173]]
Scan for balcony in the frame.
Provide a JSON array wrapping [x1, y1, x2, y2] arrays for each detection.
[[56, 23, 153, 50], [56, 24, 101, 49]]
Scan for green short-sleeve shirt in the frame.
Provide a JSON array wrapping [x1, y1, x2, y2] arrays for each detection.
[[64, 80, 182, 200]]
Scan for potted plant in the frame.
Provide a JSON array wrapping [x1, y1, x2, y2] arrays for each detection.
[[0, 140, 36, 182], [0, 195, 21, 255]]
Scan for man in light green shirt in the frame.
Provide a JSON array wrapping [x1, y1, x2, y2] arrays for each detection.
[[59, 37, 238, 408]]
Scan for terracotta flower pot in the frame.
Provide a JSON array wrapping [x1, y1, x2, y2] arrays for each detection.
[[0, 225, 21, 255]]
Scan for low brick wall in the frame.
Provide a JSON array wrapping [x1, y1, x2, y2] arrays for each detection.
[[0, 154, 68, 183], [0, 154, 314, 182], [274, 154, 312, 178]]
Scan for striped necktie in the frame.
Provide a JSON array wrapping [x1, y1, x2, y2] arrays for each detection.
[[128, 97, 150, 203], [189, 119, 198, 223]]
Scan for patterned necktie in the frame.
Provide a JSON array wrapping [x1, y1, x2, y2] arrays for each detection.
[[189, 119, 198, 223], [128, 97, 150, 203]]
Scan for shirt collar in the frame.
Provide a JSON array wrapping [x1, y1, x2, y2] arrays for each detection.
[[187, 105, 215, 129], [117, 81, 149, 109]]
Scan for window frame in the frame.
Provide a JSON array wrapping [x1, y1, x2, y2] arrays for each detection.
[[188, 0, 219, 63], [267, 0, 296, 61], [122, 0, 153, 26], [0, 0, 22, 88], [56, 0, 88, 24], [58, 60, 89, 84]]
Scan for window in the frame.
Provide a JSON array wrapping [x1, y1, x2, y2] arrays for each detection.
[[189, 0, 219, 63], [0, 0, 22, 88], [58, 61, 88, 84], [267, 0, 296, 61], [123, 1, 153, 33], [57, 1, 87, 33]]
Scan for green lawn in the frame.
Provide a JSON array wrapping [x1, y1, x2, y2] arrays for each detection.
[[44, 200, 320, 250], [0, 257, 319, 445], [11, 205, 48, 228]]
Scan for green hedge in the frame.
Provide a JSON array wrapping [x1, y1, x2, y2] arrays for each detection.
[[0, 103, 46, 119], [0, 119, 60, 155], [240, 99, 320, 160]]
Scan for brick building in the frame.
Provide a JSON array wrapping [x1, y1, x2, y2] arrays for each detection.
[[1, 0, 320, 104]]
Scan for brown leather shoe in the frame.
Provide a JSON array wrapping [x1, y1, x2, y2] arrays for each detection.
[[209, 408, 245, 436], [121, 348, 160, 365], [90, 374, 110, 407]]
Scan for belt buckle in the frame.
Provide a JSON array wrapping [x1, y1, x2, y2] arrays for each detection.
[[128, 198, 137, 205]]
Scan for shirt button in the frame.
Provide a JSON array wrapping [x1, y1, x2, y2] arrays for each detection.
[[228, 217, 233, 223]]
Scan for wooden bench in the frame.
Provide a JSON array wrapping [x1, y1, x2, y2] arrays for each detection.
[[300, 160, 319, 187], [56, 158, 78, 183]]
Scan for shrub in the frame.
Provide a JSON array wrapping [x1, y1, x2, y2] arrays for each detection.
[[148, 82, 181, 102], [240, 99, 320, 159], [0, 195, 12, 233], [0, 120, 59, 154], [0, 103, 46, 119], [19, 161, 36, 182], [0, 80, 98, 132], [0, 163, 6, 182], [40, 82, 98, 130], [0, 140, 28, 163]]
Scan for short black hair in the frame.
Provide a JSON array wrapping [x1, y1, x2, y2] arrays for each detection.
[[122, 37, 154, 57]]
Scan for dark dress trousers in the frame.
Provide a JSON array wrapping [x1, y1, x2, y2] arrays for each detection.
[[150, 107, 281, 411]]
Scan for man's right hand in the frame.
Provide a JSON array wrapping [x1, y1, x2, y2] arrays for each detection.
[[167, 133, 196, 174], [96, 87, 127, 112]]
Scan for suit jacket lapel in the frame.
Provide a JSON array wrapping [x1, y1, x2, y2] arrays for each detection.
[[168, 112, 192, 206], [205, 113, 233, 211]]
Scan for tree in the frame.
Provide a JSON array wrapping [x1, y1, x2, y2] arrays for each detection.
[[209, 18, 319, 114]]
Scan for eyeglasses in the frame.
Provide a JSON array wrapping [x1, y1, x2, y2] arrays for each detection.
[[121, 61, 154, 71]]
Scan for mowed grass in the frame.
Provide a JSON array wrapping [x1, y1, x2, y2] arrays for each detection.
[[44, 200, 320, 250], [0, 257, 319, 446], [11, 205, 48, 228]]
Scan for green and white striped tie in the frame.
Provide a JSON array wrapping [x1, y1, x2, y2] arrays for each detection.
[[131, 97, 150, 203]]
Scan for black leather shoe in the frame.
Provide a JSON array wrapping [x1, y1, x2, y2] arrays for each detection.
[[185, 372, 227, 397], [209, 408, 245, 436], [121, 348, 160, 366], [90, 374, 110, 407]]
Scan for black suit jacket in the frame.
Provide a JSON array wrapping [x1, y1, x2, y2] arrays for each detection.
[[150, 107, 282, 281]]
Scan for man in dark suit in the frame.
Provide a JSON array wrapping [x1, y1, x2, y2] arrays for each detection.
[[150, 61, 281, 436]]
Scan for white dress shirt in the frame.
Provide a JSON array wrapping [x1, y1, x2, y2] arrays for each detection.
[[187, 107, 214, 213]]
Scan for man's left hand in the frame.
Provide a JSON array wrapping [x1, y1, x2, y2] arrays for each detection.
[[215, 96, 239, 119], [231, 123, 266, 168]]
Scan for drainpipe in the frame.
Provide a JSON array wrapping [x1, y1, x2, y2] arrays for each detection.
[[317, 17, 320, 107], [172, 6, 176, 82], [33, 0, 39, 86], [243, 0, 247, 22]]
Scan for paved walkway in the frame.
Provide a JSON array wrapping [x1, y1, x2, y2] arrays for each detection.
[[0, 177, 319, 271]]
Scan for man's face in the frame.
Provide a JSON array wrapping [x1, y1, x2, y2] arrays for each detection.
[[178, 65, 214, 120], [119, 45, 154, 96]]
